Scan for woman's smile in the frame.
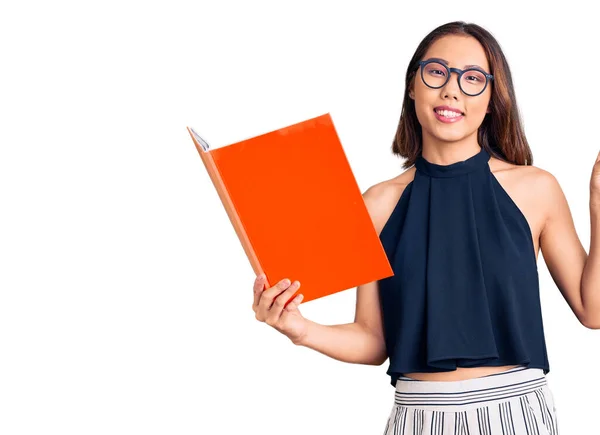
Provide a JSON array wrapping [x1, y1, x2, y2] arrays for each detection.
[[433, 105, 465, 123]]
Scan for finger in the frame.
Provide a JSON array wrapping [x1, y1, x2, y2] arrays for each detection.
[[253, 273, 266, 293], [266, 281, 301, 323], [284, 293, 304, 312], [274, 281, 301, 310], [259, 278, 292, 311], [259, 278, 294, 322], [252, 274, 266, 311]]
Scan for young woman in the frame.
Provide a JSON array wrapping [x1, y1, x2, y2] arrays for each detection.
[[251, 21, 600, 434]]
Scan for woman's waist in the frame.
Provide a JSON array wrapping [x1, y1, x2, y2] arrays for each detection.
[[401, 364, 522, 382]]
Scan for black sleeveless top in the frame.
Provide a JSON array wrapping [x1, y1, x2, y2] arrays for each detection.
[[378, 146, 550, 387]]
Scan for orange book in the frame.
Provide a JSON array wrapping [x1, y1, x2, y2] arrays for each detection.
[[187, 113, 394, 304]]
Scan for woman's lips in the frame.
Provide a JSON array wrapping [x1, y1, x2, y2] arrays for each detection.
[[433, 109, 464, 123]]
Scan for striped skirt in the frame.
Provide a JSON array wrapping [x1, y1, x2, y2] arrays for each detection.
[[383, 367, 559, 435]]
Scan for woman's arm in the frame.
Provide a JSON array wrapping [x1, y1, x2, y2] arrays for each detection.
[[579, 152, 600, 328], [538, 152, 600, 329], [581, 202, 600, 328], [294, 280, 387, 366]]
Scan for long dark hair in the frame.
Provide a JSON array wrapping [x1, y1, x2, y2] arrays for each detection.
[[393, 21, 532, 169]]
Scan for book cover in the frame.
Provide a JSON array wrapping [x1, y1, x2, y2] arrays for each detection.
[[188, 113, 393, 303]]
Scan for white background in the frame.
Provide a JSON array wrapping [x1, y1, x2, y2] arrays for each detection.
[[1, 1, 598, 434]]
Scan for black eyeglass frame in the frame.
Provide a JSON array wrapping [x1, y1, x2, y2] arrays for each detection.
[[417, 60, 494, 97]]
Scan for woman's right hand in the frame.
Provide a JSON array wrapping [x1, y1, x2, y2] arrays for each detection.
[[252, 274, 308, 345]]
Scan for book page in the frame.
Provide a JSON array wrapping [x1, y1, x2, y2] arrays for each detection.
[[189, 127, 211, 151]]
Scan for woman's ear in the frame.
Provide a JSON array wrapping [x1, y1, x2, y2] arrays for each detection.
[[408, 75, 416, 100]]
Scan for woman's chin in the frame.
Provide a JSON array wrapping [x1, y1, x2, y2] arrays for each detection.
[[431, 130, 468, 143]]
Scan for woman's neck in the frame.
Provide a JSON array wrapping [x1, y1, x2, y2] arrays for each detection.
[[420, 133, 482, 166]]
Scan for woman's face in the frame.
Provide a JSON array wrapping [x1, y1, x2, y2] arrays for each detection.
[[410, 35, 492, 144]]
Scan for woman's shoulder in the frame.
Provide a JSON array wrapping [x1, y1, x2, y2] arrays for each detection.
[[490, 155, 556, 184], [490, 155, 560, 206], [362, 167, 416, 235], [490, 155, 563, 248]]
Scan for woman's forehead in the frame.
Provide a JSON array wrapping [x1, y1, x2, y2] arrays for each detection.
[[423, 35, 489, 71]]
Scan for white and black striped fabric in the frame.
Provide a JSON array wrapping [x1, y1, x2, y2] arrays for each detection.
[[383, 367, 559, 434]]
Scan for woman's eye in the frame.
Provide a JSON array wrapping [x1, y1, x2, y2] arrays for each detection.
[[465, 75, 481, 82], [430, 69, 445, 76]]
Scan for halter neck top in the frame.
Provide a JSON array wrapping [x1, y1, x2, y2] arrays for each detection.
[[378, 146, 550, 387]]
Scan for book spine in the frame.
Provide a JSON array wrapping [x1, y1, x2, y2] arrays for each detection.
[[187, 127, 269, 288]]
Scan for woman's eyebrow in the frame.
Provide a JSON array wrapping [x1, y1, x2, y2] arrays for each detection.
[[424, 57, 486, 70]]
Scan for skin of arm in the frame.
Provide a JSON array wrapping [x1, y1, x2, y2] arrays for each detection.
[[538, 152, 600, 329]]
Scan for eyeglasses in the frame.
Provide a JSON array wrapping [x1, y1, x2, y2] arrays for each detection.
[[417, 60, 494, 97]]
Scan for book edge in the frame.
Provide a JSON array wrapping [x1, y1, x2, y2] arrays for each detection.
[[186, 127, 270, 287]]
